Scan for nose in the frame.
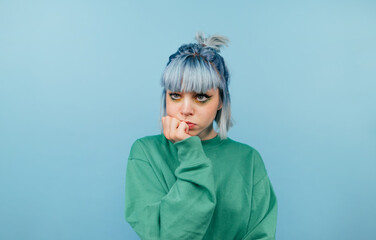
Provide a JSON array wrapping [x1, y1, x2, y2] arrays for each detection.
[[180, 98, 194, 116]]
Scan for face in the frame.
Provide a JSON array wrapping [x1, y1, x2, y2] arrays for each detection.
[[166, 88, 222, 140]]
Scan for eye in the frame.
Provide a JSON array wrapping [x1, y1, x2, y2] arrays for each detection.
[[195, 94, 211, 103], [169, 93, 181, 100]]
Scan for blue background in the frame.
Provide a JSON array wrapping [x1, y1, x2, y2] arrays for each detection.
[[1, 0, 375, 239]]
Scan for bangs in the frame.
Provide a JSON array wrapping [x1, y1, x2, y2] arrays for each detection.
[[162, 55, 223, 93]]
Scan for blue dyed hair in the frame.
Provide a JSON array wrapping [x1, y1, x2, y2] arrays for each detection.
[[160, 32, 233, 139]]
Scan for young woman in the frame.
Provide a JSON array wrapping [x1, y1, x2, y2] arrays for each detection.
[[125, 33, 277, 240]]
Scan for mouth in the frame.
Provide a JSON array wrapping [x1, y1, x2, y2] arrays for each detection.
[[182, 121, 196, 129]]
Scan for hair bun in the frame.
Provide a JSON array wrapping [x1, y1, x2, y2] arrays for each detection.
[[195, 32, 229, 52]]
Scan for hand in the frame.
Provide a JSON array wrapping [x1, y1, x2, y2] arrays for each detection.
[[162, 116, 191, 143]]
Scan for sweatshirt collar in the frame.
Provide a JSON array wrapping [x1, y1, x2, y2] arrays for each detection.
[[161, 133, 223, 147], [201, 134, 222, 147]]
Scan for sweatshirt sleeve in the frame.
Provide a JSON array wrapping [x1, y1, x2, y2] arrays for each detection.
[[125, 136, 216, 240], [242, 151, 278, 240]]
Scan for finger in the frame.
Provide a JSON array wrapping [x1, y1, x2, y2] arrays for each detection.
[[162, 116, 170, 138], [169, 117, 180, 137], [177, 121, 189, 136]]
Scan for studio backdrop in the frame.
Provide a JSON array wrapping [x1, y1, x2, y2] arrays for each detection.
[[1, 0, 375, 239]]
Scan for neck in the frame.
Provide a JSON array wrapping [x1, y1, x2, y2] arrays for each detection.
[[197, 124, 217, 141]]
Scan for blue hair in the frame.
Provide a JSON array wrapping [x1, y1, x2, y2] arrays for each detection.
[[160, 32, 233, 139]]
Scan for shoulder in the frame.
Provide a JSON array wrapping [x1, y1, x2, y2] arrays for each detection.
[[134, 134, 165, 146], [224, 137, 267, 180], [129, 134, 166, 160], [224, 137, 262, 158]]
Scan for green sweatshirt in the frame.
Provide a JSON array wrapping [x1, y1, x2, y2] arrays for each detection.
[[125, 134, 277, 240]]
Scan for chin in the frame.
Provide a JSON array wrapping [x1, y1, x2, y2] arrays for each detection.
[[188, 129, 199, 136]]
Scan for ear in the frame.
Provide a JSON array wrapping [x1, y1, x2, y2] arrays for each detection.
[[217, 101, 223, 110]]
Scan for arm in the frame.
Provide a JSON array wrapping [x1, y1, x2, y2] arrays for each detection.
[[242, 152, 278, 240], [125, 136, 216, 240]]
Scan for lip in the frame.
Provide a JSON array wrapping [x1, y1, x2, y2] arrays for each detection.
[[182, 121, 196, 129]]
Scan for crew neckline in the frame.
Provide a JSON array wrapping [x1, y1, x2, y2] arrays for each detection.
[[161, 133, 224, 147], [201, 134, 222, 146]]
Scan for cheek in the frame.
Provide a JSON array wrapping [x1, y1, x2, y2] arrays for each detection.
[[199, 104, 219, 119], [209, 101, 221, 118], [165, 100, 177, 115]]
